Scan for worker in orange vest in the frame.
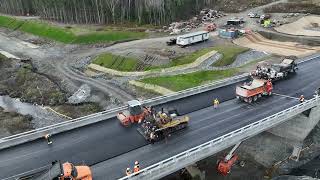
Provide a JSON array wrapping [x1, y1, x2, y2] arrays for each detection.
[[125, 167, 132, 176], [44, 134, 52, 145], [133, 161, 140, 173], [299, 95, 305, 103]]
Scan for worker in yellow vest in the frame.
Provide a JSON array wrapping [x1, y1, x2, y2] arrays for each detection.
[[213, 98, 220, 109]]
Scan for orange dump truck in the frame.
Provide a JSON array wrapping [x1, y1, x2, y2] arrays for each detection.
[[236, 79, 273, 103]]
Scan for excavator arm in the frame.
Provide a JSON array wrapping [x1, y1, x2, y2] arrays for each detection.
[[217, 142, 242, 176]]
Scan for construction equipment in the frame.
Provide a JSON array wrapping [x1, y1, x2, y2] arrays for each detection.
[[20, 161, 92, 180], [251, 58, 298, 81], [117, 100, 151, 126], [205, 23, 217, 32], [166, 38, 177, 46], [138, 109, 189, 142], [217, 142, 241, 176], [248, 12, 260, 18], [236, 79, 273, 103]]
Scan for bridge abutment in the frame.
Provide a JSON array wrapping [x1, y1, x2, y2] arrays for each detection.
[[268, 104, 320, 161]]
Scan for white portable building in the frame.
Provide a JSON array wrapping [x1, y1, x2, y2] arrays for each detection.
[[176, 31, 209, 47]]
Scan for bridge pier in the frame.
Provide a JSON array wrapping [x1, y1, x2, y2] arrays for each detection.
[[185, 164, 206, 180], [268, 103, 320, 161]]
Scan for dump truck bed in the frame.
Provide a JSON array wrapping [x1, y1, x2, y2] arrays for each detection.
[[236, 79, 266, 98], [236, 86, 265, 98]]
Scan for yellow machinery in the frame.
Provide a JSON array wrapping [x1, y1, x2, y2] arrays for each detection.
[[138, 110, 189, 142]]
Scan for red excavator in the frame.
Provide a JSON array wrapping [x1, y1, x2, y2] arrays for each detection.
[[117, 100, 152, 126], [217, 142, 241, 176], [205, 23, 217, 32]]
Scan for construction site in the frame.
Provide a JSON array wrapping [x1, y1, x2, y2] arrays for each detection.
[[0, 0, 320, 180]]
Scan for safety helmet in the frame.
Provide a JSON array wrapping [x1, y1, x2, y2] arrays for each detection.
[[126, 167, 131, 171], [135, 161, 139, 165]]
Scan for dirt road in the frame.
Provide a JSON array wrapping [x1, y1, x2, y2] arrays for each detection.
[[0, 31, 133, 105], [234, 32, 320, 57], [275, 16, 320, 37]]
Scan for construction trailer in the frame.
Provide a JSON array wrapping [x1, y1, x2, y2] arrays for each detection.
[[176, 31, 209, 47], [227, 18, 245, 26]]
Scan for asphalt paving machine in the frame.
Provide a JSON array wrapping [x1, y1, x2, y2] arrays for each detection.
[[19, 161, 92, 180], [117, 100, 151, 126], [251, 58, 298, 81], [137, 108, 189, 142]]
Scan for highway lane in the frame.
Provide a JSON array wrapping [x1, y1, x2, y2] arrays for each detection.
[[90, 57, 320, 179], [0, 57, 320, 179]]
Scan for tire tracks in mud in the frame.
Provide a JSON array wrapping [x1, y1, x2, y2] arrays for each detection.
[[54, 56, 134, 103]]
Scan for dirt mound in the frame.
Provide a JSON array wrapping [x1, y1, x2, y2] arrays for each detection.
[[233, 33, 320, 57], [0, 107, 33, 138], [0, 58, 65, 106], [275, 16, 320, 37]]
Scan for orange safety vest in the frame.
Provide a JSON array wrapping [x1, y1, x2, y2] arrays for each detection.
[[133, 165, 140, 173]]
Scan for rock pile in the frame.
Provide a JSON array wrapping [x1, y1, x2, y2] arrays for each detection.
[[164, 9, 226, 35], [200, 9, 226, 22]]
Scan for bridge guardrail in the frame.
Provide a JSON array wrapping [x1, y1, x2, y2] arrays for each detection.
[[120, 96, 320, 180]]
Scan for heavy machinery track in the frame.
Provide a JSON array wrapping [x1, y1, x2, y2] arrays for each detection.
[[234, 32, 319, 56], [246, 33, 312, 52], [56, 58, 134, 103]]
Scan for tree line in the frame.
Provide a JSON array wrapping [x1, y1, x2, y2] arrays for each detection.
[[0, 0, 218, 25]]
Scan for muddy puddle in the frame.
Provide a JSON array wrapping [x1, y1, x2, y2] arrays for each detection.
[[0, 95, 65, 128]]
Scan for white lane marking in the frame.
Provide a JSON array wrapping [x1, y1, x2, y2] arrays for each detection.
[[273, 93, 300, 100], [1, 164, 50, 180]]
